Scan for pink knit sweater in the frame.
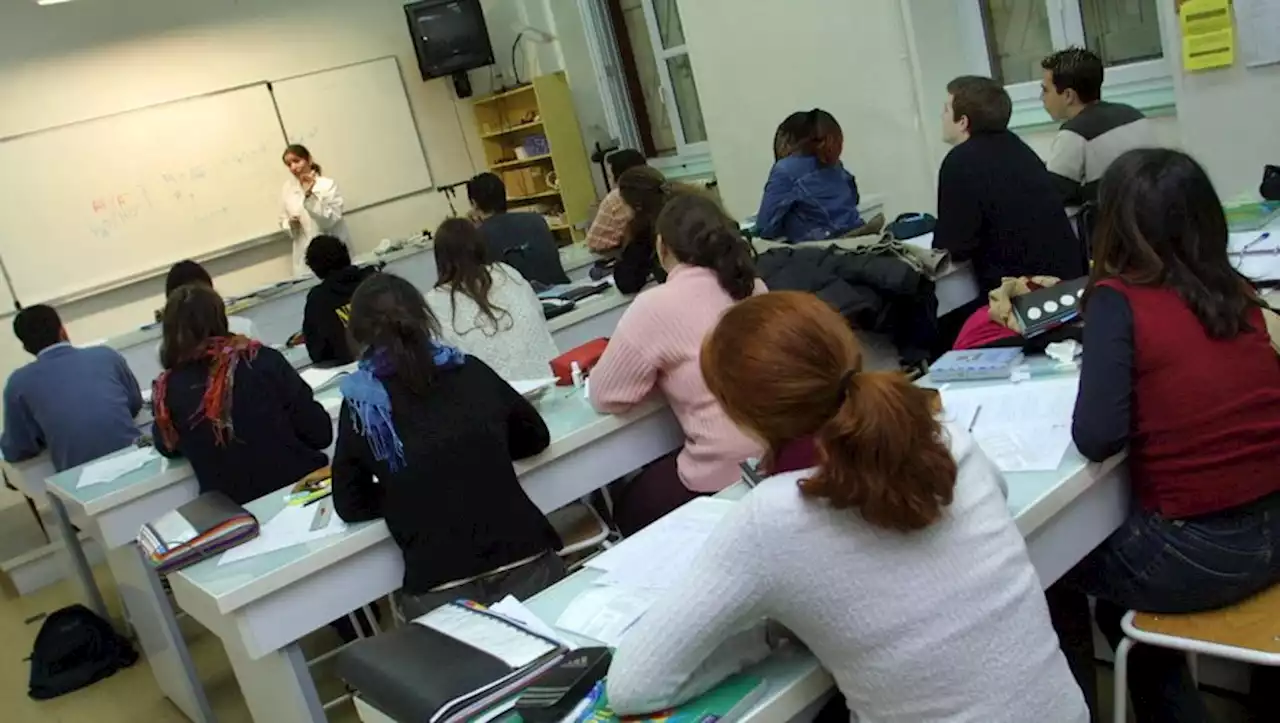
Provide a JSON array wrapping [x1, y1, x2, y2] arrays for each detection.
[[589, 265, 766, 492]]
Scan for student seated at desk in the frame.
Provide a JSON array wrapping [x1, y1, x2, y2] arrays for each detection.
[[467, 172, 569, 288], [586, 149, 647, 253], [302, 234, 375, 365], [332, 273, 563, 618], [607, 291, 1087, 723], [163, 261, 258, 339], [612, 166, 672, 294], [755, 109, 871, 242], [1049, 149, 1280, 723], [590, 193, 765, 535], [426, 219, 558, 380], [933, 77, 1085, 334], [1, 305, 144, 472], [151, 285, 331, 505]]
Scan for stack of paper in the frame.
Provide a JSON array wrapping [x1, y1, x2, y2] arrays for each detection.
[[218, 500, 347, 565], [585, 497, 734, 590], [78, 447, 158, 489], [554, 586, 660, 647], [940, 376, 1079, 472]]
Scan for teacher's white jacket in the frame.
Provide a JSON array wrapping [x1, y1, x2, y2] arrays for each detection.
[[280, 175, 351, 274]]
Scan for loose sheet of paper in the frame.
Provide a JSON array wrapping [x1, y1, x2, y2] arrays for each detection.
[[508, 378, 559, 397], [555, 586, 660, 647], [940, 376, 1079, 472], [586, 497, 732, 590], [1235, 0, 1280, 67], [77, 447, 158, 488], [1179, 0, 1236, 71], [298, 362, 358, 392], [489, 596, 571, 648], [218, 501, 347, 565]]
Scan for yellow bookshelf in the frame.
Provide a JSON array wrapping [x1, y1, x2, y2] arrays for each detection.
[[472, 72, 596, 245]]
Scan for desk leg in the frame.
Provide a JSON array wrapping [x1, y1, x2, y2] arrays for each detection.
[[106, 545, 214, 723], [224, 637, 326, 723], [48, 495, 108, 620]]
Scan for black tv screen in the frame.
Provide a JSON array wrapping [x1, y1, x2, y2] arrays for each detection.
[[405, 0, 495, 80]]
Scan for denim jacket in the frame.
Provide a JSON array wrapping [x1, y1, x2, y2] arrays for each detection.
[[756, 154, 864, 242]]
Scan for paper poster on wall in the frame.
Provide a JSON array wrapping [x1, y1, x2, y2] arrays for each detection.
[[1234, 0, 1280, 68], [1178, 0, 1236, 71]]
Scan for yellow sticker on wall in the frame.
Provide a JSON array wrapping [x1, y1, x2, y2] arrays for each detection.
[[1179, 0, 1236, 71]]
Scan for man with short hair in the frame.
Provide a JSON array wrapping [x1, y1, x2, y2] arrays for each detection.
[[302, 235, 375, 365], [466, 172, 569, 287], [934, 75, 1085, 302], [2, 305, 143, 472], [1041, 47, 1154, 206]]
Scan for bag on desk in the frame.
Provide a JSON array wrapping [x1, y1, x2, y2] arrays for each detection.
[[552, 338, 609, 386], [28, 604, 138, 700]]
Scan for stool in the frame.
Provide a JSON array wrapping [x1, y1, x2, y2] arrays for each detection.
[[1113, 584, 1280, 723]]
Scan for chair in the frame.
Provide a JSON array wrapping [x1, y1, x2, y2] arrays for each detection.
[[548, 501, 611, 563], [1112, 583, 1280, 723]]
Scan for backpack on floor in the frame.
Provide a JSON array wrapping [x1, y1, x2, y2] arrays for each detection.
[[28, 604, 138, 700]]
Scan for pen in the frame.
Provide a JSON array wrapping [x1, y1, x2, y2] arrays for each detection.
[[1243, 231, 1272, 253], [968, 405, 983, 433], [568, 681, 605, 723]]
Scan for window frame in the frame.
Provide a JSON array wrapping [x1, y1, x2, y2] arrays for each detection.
[[636, 0, 709, 157], [963, 0, 1174, 129]]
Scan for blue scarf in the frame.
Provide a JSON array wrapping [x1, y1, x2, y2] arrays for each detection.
[[339, 342, 466, 471]]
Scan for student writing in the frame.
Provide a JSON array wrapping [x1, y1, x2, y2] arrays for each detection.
[[425, 218, 558, 380], [331, 274, 564, 619], [589, 192, 765, 534], [607, 291, 1088, 723], [1049, 148, 1280, 723]]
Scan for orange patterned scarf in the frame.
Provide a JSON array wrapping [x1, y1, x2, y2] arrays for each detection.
[[153, 335, 261, 449]]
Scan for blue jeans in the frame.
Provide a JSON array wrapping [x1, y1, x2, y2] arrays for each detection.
[[1048, 492, 1280, 723]]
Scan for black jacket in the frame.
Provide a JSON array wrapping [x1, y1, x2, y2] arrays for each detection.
[[303, 265, 377, 365], [755, 245, 938, 364], [613, 232, 668, 294], [332, 356, 561, 594], [478, 213, 570, 287], [153, 347, 331, 505]]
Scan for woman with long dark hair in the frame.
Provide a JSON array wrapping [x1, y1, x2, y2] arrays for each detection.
[[605, 291, 1086, 722], [152, 284, 331, 505], [612, 166, 674, 294], [425, 218, 558, 380], [589, 192, 765, 533], [332, 273, 563, 618], [756, 109, 871, 242], [1049, 148, 1280, 721], [586, 149, 648, 252]]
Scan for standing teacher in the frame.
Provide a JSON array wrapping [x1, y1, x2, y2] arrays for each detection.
[[280, 144, 351, 274]]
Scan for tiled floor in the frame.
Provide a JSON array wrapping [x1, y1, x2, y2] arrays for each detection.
[[0, 567, 1258, 722]]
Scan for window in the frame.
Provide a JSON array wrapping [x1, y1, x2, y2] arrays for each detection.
[[578, 0, 709, 165], [968, 0, 1171, 126]]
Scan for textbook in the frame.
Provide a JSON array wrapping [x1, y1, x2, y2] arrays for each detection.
[[137, 492, 258, 574], [928, 348, 1023, 382]]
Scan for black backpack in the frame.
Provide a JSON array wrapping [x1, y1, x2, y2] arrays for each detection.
[[28, 604, 138, 700]]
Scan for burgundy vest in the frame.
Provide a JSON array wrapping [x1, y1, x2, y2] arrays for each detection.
[[1099, 279, 1280, 517]]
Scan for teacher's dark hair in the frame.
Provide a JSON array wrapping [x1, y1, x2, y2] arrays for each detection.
[[305, 235, 352, 279], [283, 144, 322, 175], [348, 273, 444, 398], [433, 218, 511, 336], [655, 191, 757, 301], [1089, 148, 1257, 339], [13, 305, 64, 356], [160, 284, 230, 369], [165, 260, 214, 297]]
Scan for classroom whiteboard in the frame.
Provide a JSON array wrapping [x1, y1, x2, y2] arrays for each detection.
[[271, 57, 433, 211], [0, 85, 287, 305]]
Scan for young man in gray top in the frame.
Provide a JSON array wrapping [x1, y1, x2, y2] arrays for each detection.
[[2, 305, 143, 472], [1041, 47, 1155, 207]]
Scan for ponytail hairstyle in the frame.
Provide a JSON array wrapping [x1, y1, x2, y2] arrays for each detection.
[[701, 291, 956, 532], [433, 217, 511, 336], [617, 166, 672, 249], [283, 143, 322, 176], [347, 273, 444, 398], [798, 109, 844, 167], [655, 191, 756, 301], [773, 111, 811, 161]]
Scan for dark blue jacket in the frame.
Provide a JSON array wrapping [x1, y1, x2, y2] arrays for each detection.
[[756, 154, 864, 242], [1, 344, 143, 472]]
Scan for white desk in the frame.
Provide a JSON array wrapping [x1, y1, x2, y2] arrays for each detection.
[[547, 287, 634, 353], [167, 386, 682, 723]]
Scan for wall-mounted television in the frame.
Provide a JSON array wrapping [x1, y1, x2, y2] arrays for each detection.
[[404, 0, 495, 82]]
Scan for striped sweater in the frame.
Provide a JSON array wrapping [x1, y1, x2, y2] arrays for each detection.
[[588, 265, 765, 492], [1046, 101, 1154, 206]]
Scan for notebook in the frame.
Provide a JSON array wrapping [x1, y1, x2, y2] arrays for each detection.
[[137, 492, 258, 573], [928, 348, 1024, 382], [410, 601, 569, 723], [1010, 277, 1088, 338]]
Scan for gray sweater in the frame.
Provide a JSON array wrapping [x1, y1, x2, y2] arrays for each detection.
[[2, 343, 143, 472]]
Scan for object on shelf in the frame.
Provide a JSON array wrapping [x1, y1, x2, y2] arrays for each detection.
[[522, 133, 550, 157]]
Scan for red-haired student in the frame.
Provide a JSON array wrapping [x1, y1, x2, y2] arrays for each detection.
[[755, 109, 867, 242], [606, 291, 1088, 723]]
